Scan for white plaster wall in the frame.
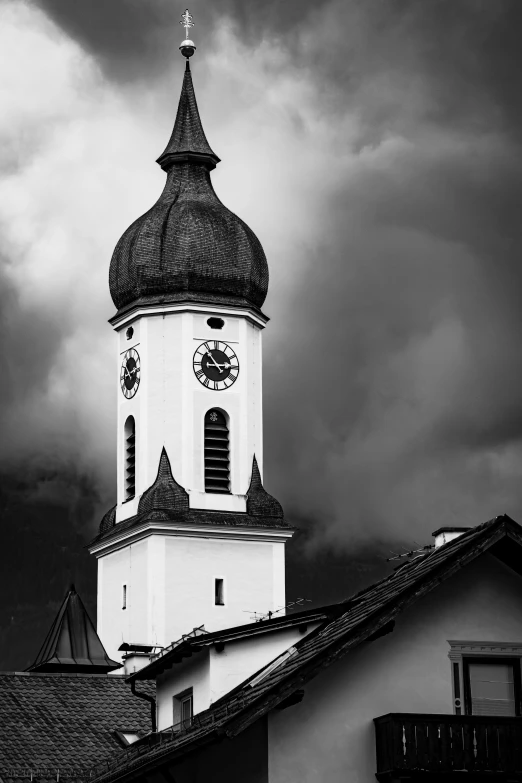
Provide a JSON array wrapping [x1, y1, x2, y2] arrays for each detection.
[[267, 553, 522, 783], [157, 650, 210, 732], [97, 539, 148, 663], [115, 310, 263, 522], [164, 536, 281, 643], [155, 623, 321, 730], [209, 624, 320, 704]]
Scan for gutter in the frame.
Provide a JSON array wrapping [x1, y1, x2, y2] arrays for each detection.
[[131, 680, 157, 733]]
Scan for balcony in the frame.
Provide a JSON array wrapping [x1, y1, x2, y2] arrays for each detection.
[[374, 713, 522, 781]]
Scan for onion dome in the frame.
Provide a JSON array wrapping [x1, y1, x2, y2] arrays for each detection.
[[109, 60, 269, 315], [246, 456, 284, 519], [138, 447, 189, 515]]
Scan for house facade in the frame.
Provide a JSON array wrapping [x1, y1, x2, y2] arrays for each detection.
[[89, 516, 522, 783]]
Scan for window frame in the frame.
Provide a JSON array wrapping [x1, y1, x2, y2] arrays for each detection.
[[448, 640, 522, 717], [173, 688, 193, 730]]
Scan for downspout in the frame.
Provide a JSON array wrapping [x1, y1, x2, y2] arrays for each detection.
[[131, 679, 157, 733]]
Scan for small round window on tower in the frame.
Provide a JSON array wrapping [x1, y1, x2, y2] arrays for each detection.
[[126, 326, 134, 340], [207, 317, 224, 330]]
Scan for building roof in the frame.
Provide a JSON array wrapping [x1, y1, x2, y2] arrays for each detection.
[[129, 604, 336, 681], [89, 514, 522, 783], [27, 586, 120, 674], [109, 61, 269, 316], [0, 672, 154, 781]]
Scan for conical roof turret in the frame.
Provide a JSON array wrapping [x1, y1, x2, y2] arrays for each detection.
[[109, 53, 268, 316], [27, 585, 120, 674]]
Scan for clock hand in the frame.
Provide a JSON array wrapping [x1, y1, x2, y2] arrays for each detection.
[[206, 351, 224, 374]]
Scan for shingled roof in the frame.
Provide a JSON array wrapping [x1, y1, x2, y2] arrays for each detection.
[[109, 60, 269, 315], [0, 673, 154, 782], [88, 514, 522, 783], [156, 61, 220, 171]]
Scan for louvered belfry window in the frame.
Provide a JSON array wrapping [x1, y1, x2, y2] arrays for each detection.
[[204, 409, 230, 493], [124, 416, 136, 500]]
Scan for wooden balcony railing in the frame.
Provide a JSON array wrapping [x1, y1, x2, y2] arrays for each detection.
[[374, 713, 522, 780]]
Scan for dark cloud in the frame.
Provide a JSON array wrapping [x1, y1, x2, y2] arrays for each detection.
[[2, 0, 522, 661]]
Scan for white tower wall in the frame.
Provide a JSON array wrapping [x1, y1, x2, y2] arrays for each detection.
[[93, 529, 289, 664], [115, 305, 265, 522]]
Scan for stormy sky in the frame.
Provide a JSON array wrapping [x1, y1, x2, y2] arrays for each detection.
[[1, 0, 522, 667]]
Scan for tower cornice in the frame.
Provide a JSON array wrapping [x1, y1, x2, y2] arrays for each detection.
[[109, 301, 269, 330], [88, 519, 294, 558]]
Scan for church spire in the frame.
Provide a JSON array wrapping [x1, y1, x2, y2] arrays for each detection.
[[157, 9, 220, 171]]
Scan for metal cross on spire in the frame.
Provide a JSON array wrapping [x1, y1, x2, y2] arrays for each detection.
[[179, 8, 196, 58], [180, 9, 194, 39]]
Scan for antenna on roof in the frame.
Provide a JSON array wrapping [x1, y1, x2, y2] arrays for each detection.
[[245, 597, 312, 623], [386, 543, 434, 563]]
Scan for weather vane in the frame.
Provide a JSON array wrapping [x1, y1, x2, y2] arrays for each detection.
[[179, 9, 196, 58]]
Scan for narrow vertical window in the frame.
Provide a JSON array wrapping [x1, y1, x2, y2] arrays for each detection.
[[215, 578, 224, 606], [122, 584, 127, 610], [204, 409, 230, 493], [173, 690, 193, 730], [124, 416, 136, 500]]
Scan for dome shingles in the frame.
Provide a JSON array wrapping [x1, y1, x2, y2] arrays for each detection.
[[109, 62, 268, 315], [246, 455, 284, 519], [137, 447, 189, 516]]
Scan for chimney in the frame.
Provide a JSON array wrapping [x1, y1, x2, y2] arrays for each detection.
[[432, 527, 471, 549], [118, 643, 160, 676]]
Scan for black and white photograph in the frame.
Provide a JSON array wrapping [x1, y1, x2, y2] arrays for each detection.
[[1, 1, 522, 780]]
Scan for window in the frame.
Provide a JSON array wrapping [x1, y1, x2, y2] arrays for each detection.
[[124, 416, 136, 500], [207, 317, 224, 330], [204, 409, 230, 493], [463, 658, 521, 716], [449, 641, 522, 717], [122, 584, 127, 610], [215, 578, 224, 606], [173, 689, 193, 729]]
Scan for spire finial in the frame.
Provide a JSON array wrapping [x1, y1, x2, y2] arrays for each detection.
[[179, 8, 196, 59]]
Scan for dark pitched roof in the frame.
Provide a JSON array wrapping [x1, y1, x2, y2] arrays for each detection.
[[137, 448, 189, 516], [157, 61, 220, 171], [27, 586, 120, 674], [89, 514, 522, 783], [109, 62, 268, 315], [246, 456, 284, 519], [129, 604, 335, 681], [0, 672, 154, 779]]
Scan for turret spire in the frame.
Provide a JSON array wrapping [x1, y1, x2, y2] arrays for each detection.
[[156, 56, 220, 171]]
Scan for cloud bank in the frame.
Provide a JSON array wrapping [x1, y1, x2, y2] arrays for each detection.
[[2, 0, 522, 550]]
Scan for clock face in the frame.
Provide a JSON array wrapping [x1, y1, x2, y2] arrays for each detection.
[[120, 348, 141, 399], [193, 341, 239, 390]]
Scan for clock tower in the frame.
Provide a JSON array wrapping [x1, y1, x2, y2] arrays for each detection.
[[89, 16, 293, 664]]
